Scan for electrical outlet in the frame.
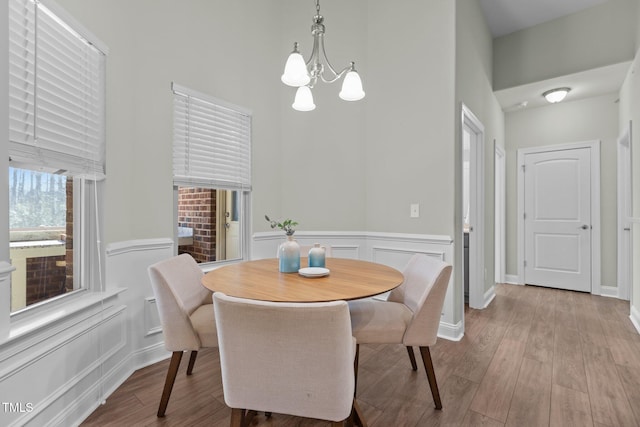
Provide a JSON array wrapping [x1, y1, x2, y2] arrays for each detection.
[[410, 203, 420, 218]]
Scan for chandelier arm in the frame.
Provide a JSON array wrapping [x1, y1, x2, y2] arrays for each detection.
[[318, 34, 340, 78]]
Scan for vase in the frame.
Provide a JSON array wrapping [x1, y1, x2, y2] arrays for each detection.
[[279, 235, 300, 273], [308, 243, 326, 268]]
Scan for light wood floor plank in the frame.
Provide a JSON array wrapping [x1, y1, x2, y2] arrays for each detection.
[[469, 338, 526, 422], [81, 284, 640, 427], [583, 344, 638, 426], [549, 384, 593, 427], [506, 357, 552, 427], [553, 326, 588, 393]]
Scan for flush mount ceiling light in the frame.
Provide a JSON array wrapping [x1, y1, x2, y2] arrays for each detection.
[[542, 87, 571, 103], [281, 0, 365, 111]]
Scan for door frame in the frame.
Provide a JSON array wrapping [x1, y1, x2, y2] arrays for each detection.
[[516, 141, 601, 293], [617, 122, 632, 300], [495, 144, 505, 284], [461, 104, 485, 309]]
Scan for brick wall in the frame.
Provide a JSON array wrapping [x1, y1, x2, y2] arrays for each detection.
[[25, 255, 66, 306], [177, 187, 217, 263]]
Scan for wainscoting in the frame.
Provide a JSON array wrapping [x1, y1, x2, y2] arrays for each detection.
[[0, 232, 457, 426], [253, 231, 459, 340]]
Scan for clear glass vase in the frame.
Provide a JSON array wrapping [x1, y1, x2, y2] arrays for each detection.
[[278, 235, 300, 273]]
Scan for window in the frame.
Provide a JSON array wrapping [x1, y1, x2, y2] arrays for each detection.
[[172, 83, 252, 264], [8, 0, 107, 314]]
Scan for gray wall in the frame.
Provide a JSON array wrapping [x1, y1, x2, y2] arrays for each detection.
[[504, 93, 620, 287], [494, 0, 637, 90], [55, 0, 459, 247]]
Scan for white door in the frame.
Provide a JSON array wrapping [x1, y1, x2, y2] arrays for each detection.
[[524, 148, 591, 292], [217, 190, 240, 261], [618, 124, 632, 300]]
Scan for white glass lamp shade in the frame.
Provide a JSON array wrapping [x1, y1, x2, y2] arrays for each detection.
[[281, 51, 310, 87], [292, 86, 316, 111], [543, 88, 570, 103], [339, 70, 365, 101]]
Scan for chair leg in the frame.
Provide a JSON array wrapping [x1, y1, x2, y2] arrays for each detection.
[[419, 346, 442, 410], [354, 344, 360, 398], [350, 398, 368, 427], [406, 346, 418, 371], [157, 351, 183, 417], [230, 408, 245, 427], [186, 350, 198, 375]]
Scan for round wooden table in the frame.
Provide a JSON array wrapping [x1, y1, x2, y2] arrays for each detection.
[[201, 258, 404, 302]]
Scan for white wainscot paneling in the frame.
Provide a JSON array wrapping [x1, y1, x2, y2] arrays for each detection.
[[252, 231, 459, 340], [105, 238, 174, 368], [0, 299, 126, 427]]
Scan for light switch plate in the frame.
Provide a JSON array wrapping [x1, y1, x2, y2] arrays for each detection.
[[410, 203, 420, 218]]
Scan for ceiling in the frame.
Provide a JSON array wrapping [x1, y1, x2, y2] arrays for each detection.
[[478, 0, 628, 111]]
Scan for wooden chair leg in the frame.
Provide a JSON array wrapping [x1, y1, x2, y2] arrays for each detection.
[[157, 351, 183, 417], [230, 408, 245, 427], [350, 398, 368, 427], [354, 344, 360, 397], [186, 350, 198, 375], [419, 346, 442, 410], [406, 346, 418, 371]]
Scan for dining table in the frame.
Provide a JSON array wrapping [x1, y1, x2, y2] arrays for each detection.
[[200, 257, 404, 302], [201, 257, 401, 427]]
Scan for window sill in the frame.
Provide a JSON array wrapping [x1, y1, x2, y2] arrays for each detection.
[[3, 288, 126, 346]]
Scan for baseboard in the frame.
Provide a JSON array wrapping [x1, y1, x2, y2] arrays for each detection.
[[631, 305, 640, 335], [438, 320, 463, 342], [598, 285, 619, 298], [504, 274, 520, 285], [70, 342, 170, 426], [484, 286, 496, 308]]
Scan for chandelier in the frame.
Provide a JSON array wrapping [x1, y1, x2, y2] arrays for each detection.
[[281, 0, 365, 111]]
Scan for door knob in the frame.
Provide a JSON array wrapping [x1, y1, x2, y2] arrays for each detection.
[[579, 224, 589, 230]]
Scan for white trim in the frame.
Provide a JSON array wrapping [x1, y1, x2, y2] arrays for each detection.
[[40, 0, 109, 54], [484, 286, 496, 308], [105, 238, 174, 257], [495, 144, 506, 284], [516, 141, 601, 294], [0, 261, 15, 276], [461, 104, 485, 310], [617, 122, 632, 300], [171, 82, 252, 115], [504, 274, 521, 285], [599, 286, 619, 298], [437, 321, 464, 342], [253, 230, 453, 245], [630, 305, 640, 335]]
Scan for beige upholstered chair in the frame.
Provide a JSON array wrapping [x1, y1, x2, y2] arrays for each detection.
[[348, 254, 452, 409], [148, 253, 217, 417], [213, 292, 361, 426]]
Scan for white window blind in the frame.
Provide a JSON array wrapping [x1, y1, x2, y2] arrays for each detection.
[[9, 0, 106, 178], [172, 83, 252, 190]]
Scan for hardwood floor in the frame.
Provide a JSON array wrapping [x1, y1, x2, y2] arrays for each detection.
[[81, 284, 640, 426]]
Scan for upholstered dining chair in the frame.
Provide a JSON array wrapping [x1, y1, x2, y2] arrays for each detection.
[[348, 254, 452, 410], [148, 253, 217, 417], [213, 292, 361, 427]]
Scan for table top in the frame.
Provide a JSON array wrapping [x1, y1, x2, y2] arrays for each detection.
[[201, 258, 404, 302]]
